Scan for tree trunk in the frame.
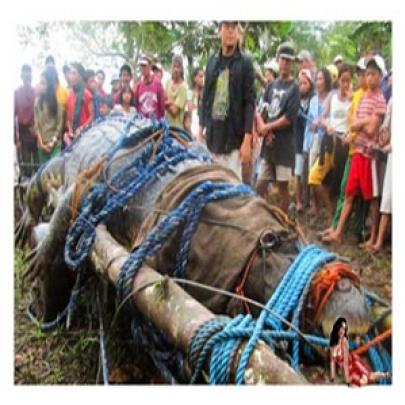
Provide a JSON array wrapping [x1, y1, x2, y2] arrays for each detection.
[[89, 224, 307, 385]]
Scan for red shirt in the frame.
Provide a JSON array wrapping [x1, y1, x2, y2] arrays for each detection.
[[66, 88, 93, 129], [14, 85, 36, 125], [134, 76, 165, 120], [354, 90, 386, 158]]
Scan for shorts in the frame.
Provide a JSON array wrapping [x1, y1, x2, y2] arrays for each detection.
[[258, 159, 292, 182], [294, 153, 304, 177], [213, 149, 241, 180], [308, 152, 334, 185], [345, 153, 380, 201]]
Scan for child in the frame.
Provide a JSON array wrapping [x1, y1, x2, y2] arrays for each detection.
[[295, 69, 314, 212], [319, 58, 368, 238], [99, 95, 113, 118], [113, 85, 137, 115], [308, 64, 353, 225], [322, 56, 387, 246]]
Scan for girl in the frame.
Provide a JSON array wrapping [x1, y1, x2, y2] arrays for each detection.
[[303, 68, 332, 217], [187, 67, 204, 138], [329, 317, 390, 386], [295, 69, 314, 212], [113, 85, 136, 115], [65, 62, 94, 146], [309, 64, 353, 226], [34, 66, 63, 163]]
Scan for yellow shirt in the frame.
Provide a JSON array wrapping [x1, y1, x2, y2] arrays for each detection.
[[56, 84, 69, 108], [348, 88, 366, 156]]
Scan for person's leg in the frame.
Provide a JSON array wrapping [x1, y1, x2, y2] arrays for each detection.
[[256, 158, 272, 199], [373, 213, 391, 252], [295, 176, 303, 211], [331, 156, 352, 230], [277, 181, 289, 214], [362, 198, 380, 248], [322, 195, 354, 242], [256, 179, 270, 199]]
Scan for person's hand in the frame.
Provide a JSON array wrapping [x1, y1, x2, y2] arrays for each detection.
[[310, 119, 319, 131], [379, 128, 390, 146], [256, 120, 266, 137], [383, 143, 392, 154], [240, 134, 252, 165], [326, 124, 335, 136], [350, 119, 363, 132], [342, 133, 353, 144], [264, 131, 274, 147], [197, 126, 205, 143]]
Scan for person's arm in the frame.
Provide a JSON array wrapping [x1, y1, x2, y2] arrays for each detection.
[[168, 84, 187, 118], [157, 82, 166, 120], [56, 103, 64, 142], [363, 113, 384, 139], [76, 92, 94, 134]]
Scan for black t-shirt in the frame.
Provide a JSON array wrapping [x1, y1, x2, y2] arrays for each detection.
[[260, 77, 300, 167], [296, 96, 311, 154]]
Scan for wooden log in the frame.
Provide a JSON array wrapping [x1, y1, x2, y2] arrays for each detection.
[[90, 225, 307, 385]]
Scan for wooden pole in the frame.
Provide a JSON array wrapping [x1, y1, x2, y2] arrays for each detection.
[[89, 225, 307, 385]]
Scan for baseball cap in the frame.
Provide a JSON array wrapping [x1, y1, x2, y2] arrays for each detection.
[[298, 68, 313, 84], [138, 55, 152, 66], [366, 55, 387, 76], [334, 54, 343, 64], [297, 49, 312, 61], [277, 42, 296, 60], [264, 58, 279, 74], [356, 57, 367, 71]]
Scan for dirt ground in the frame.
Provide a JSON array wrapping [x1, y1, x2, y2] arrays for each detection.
[[14, 191, 392, 385]]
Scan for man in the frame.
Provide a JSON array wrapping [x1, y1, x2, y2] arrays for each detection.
[[198, 21, 255, 179], [256, 42, 300, 213], [165, 55, 188, 128], [14, 64, 38, 177], [113, 64, 133, 105], [134, 55, 165, 120], [297, 49, 315, 80], [95, 69, 106, 96]]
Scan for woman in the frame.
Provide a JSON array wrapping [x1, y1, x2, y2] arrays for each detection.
[[329, 317, 390, 386], [303, 68, 332, 217], [295, 69, 314, 213], [34, 66, 64, 163], [187, 67, 204, 138], [113, 85, 136, 115], [309, 65, 353, 226], [65, 62, 94, 146]]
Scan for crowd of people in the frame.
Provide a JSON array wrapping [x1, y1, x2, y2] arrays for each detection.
[[14, 21, 393, 253]]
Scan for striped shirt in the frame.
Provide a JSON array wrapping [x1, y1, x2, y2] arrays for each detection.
[[354, 90, 386, 158]]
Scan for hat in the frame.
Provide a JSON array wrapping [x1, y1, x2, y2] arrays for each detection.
[[327, 64, 339, 80], [138, 55, 152, 66], [356, 57, 367, 71], [298, 68, 313, 84], [333, 54, 343, 64], [110, 73, 119, 84], [276, 42, 296, 60], [366, 55, 387, 76], [152, 63, 162, 72], [264, 58, 279, 74], [297, 49, 312, 61]]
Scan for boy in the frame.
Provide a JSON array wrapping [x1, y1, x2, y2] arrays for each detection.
[[256, 42, 300, 213], [323, 56, 387, 246], [99, 95, 113, 118]]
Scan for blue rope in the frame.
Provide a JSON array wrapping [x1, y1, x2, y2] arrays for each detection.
[[188, 245, 337, 384]]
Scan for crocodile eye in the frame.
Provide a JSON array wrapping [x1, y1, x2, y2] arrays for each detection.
[[337, 278, 352, 292]]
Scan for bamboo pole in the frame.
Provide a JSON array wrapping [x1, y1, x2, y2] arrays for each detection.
[[89, 224, 307, 385]]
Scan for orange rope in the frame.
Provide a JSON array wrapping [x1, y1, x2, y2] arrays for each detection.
[[352, 328, 392, 356], [305, 262, 361, 329]]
